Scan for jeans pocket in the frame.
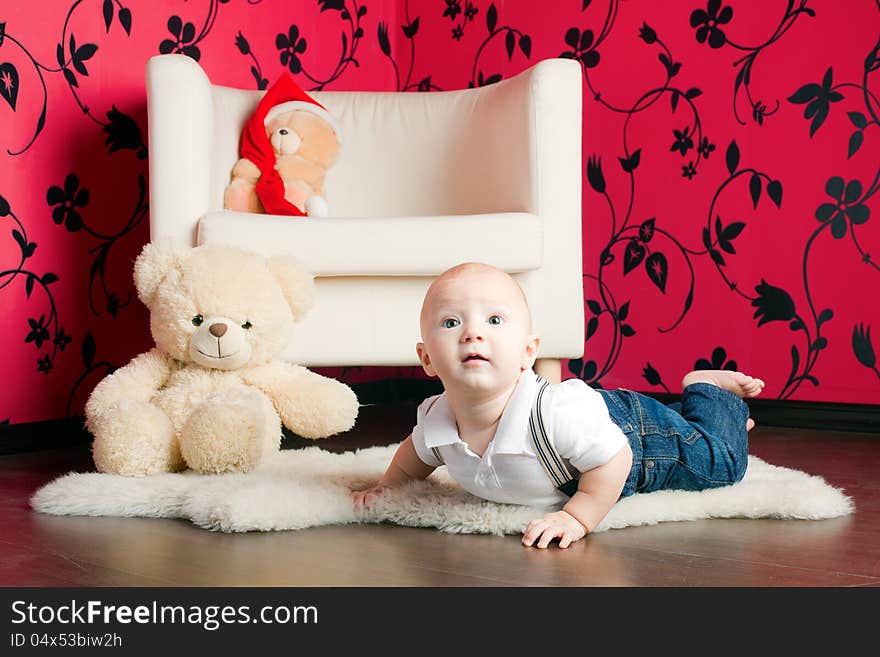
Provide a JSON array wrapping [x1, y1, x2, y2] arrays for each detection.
[[662, 427, 701, 446], [636, 456, 659, 492]]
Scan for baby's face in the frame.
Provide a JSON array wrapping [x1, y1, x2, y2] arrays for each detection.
[[417, 266, 538, 396]]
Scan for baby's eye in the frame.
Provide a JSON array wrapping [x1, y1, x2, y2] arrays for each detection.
[[442, 318, 460, 329], [488, 315, 504, 325], [191, 315, 204, 326], [242, 320, 253, 330]]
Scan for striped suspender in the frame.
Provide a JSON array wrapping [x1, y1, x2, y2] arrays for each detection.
[[529, 376, 581, 497]]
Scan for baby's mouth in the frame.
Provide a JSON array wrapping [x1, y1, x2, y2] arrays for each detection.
[[462, 353, 489, 363]]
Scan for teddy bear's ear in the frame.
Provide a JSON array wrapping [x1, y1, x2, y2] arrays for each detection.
[[267, 255, 315, 321], [133, 241, 188, 306]]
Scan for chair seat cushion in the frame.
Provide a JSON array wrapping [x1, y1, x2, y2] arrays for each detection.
[[197, 211, 543, 276]]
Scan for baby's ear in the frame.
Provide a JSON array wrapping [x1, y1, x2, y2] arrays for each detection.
[[133, 241, 188, 307], [416, 342, 436, 377], [267, 255, 315, 321], [522, 335, 541, 370]]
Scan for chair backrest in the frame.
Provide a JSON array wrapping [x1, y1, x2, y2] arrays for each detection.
[[208, 81, 535, 219]]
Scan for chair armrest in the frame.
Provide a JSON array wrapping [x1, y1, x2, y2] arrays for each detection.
[[146, 54, 214, 245], [527, 58, 582, 220], [465, 58, 582, 217], [473, 59, 584, 357]]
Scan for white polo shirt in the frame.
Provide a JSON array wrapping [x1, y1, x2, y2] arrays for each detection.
[[411, 370, 628, 508]]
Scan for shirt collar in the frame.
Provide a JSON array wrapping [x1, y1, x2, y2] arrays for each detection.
[[491, 369, 539, 455], [422, 393, 461, 448], [422, 369, 539, 454]]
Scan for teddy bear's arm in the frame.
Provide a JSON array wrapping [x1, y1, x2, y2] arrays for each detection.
[[231, 157, 261, 183], [84, 348, 174, 430], [224, 158, 265, 213], [241, 362, 359, 439]]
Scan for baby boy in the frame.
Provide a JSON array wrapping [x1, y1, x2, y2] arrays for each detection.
[[352, 263, 763, 548]]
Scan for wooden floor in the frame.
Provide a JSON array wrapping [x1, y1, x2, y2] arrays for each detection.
[[2, 404, 878, 587]]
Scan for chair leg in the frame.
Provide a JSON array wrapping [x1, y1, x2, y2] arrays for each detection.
[[534, 358, 561, 383]]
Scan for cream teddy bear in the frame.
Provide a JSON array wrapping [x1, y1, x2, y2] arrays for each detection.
[[85, 242, 359, 476]]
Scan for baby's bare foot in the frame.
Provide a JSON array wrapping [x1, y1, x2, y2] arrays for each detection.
[[681, 370, 765, 398]]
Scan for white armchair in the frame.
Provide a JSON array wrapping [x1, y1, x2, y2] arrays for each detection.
[[145, 54, 584, 381]]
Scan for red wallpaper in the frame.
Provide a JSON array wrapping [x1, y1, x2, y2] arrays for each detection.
[[1, 0, 878, 426]]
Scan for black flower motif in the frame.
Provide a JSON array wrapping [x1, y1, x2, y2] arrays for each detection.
[[815, 176, 870, 239], [788, 68, 845, 137], [671, 126, 695, 156], [752, 101, 768, 126], [107, 291, 121, 318], [690, 0, 733, 49], [26, 315, 51, 348], [103, 106, 147, 159], [586, 155, 606, 193], [54, 327, 72, 352], [697, 137, 715, 158], [562, 28, 600, 68], [47, 174, 89, 232], [317, 0, 345, 11], [642, 362, 662, 386], [159, 16, 201, 60], [752, 279, 796, 327], [682, 162, 697, 179], [452, 26, 464, 41], [695, 346, 737, 372], [235, 32, 250, 56], [852, 324, 876, 369], [443, 0, 462, 21], [638, 22, 657, 45], [277, 25, 307, 74], [37, 355, 53, 375], [464, 1, 478, 21]]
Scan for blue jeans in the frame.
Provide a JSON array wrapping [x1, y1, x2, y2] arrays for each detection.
[[597, 383, 750, 498]]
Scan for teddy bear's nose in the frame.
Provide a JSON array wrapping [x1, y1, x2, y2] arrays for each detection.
[[209, 322, 228, 338]]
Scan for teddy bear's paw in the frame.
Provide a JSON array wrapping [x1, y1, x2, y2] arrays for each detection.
[[224, 179, 262, 214], [304, 195, 328, 217], [285, 378, 360, 439], [91, 400, 183, 476], [179, 394, 269, 474]]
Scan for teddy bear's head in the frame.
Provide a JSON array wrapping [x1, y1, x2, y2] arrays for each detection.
[[265, 109, 340, 169], [133, 242, 314, 370]]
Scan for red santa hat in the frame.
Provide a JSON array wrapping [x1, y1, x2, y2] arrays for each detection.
[[237, 74, 340, 217], [264, 99, 342, 141]]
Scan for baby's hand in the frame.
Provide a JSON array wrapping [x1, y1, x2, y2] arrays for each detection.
[[351, 485, 387, 511], [522, 510, 587, 549]]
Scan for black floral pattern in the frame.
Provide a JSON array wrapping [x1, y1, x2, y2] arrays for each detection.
[[276, 25, 307, 74], [1, 0, 879, 427], [47, 174, 88, 233], [695, 346, 737, 372], [788, 68, 845, 137], [670, 127, 695, 156], [159, 16, 201, 60], [690, 0, 733, 49], [751, 280, 796, 327], [852, 324, 878, 379], [816, 177, 871, 239]]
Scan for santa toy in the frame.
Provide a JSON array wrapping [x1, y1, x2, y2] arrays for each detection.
[[224, 74, 342, 217]]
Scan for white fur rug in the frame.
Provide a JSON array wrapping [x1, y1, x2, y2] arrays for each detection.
[[30, 444, 854, 534]]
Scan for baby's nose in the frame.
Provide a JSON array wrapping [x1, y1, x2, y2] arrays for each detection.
[[461, 324, 485, 341]]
